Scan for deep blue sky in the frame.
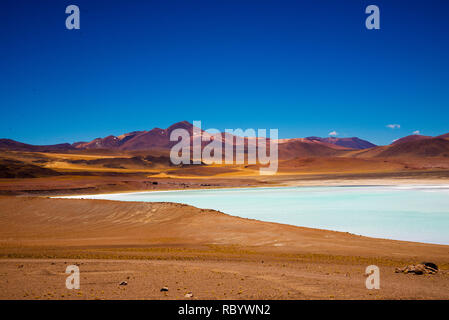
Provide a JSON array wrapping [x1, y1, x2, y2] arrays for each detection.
[[1, 0, 448, 145]]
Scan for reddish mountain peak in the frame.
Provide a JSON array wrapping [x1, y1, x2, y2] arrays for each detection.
[[165, 121, 194, 133], [147, 127, 165, 134], [71, 121, 197, 151], [117, 131, 145, 140], [73, 135, 123, 149], [116, 123, 189, 151]]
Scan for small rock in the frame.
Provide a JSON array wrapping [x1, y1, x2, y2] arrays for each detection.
[[395, 263, 438, 275], [17, 265, 24, 269], [160, 287, 169, 292], [119, 281, 128, 286], [421, 262, 438, 271], [185, 292, 193, 298], [414, 265, 425, 275]]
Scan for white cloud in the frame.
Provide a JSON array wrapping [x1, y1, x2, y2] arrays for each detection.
[[386, 124, 401, 129], [328, 131, 338, 136], [413, 130, 420, 135]]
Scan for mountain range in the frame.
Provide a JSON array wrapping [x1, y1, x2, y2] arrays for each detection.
[[1, 121, 449, 160]]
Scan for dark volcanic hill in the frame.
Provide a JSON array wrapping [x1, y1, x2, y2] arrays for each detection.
[[305, 136, 376, 150]]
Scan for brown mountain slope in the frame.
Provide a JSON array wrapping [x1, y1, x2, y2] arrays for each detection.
[[68, 155, 173, 169], [0, 139, 75, 152], [436, 132, 449, 139], [0, 158, 60, 178], [73, 135, 125, 149], [305, 136, 376, 149], [277, 139, 350, 159], [340, 145, 389, 158], [376, 138, 449, 158], [392, 134, 432, 145]]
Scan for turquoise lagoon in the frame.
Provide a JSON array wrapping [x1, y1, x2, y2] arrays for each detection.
[[64, 185, 449, 245]]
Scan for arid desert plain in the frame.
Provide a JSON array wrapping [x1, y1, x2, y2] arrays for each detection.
[[1, 123, 449, 299]]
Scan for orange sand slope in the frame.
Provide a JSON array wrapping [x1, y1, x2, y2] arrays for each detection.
[[1, 197, 449, 300], [1, 197, 448, 262]]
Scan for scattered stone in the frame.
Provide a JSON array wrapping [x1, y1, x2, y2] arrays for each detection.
[[185, 292, 193, 298], [395, 263, 438, 275], [17, 265, 24, 269], [160, 287, 169, 292], [119, 281, 128, 286]]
